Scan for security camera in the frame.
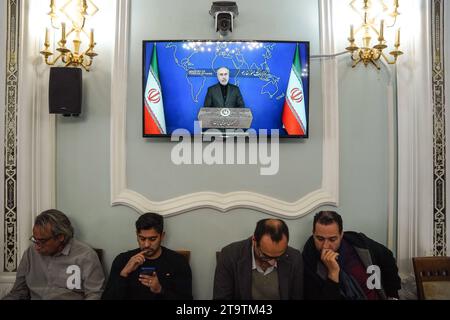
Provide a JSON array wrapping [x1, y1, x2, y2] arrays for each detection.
[[210, 1, 239, 36]]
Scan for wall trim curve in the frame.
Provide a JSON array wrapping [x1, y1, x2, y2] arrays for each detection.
[[113, 189, 337, 218], [110, 0, 339, 217]]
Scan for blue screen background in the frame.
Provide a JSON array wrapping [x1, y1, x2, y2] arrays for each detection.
[[143, 41, 309, 136]]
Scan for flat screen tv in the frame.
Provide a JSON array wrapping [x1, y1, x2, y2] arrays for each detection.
[[143, 40, 309, 138]]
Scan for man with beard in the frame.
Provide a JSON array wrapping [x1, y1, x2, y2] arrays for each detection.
[[102, 212, 192, 300], [203, 66, 245, 109], [302, 211, 401, 300]]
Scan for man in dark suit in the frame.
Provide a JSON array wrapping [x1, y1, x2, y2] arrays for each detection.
[[213, 219, 304, 300], [203, 67, 245, 108], [302, 211, 401, 300]]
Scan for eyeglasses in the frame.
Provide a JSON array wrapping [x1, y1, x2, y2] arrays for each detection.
[[254, 245, 283, 262], [29, 236, 54, 245]]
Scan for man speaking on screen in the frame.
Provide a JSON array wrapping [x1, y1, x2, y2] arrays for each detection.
[[203, 67, 245, 108]]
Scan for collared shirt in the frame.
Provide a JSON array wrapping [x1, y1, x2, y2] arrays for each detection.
[[251, 246, 278, 276], [3, 239, 105, 300]]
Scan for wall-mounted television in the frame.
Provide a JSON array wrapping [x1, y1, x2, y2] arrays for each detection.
[[143, 40, 309, 138]]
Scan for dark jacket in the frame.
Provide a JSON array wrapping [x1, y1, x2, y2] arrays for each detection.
[[213, 237, 304, 300], [203, 83, 245, 108], [102, 247, 192, 300], [302, 231, 401, 300]]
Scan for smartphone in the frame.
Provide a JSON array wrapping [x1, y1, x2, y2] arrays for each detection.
[[140, 266, 156, 276]]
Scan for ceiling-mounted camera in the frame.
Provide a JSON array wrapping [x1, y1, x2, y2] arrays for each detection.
[[209, 1, 239, 36]]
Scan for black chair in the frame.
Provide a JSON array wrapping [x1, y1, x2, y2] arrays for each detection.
[[94, 248, 104, 265]]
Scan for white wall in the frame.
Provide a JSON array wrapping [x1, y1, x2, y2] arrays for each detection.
[[125, 0, 322, 202], [0, 0, 396, 299], [53, 0, 394, 299]]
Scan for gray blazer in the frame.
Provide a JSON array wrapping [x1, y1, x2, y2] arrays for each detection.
[[203, 83, 245, 108], [213, 237, 304, 300]]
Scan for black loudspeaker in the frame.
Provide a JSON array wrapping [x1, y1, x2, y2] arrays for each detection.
[[49, 67, 82, 116]]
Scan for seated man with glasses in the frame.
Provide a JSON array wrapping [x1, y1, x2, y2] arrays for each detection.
[[3, 209, 105, 300], [213, 218, 304, 300]]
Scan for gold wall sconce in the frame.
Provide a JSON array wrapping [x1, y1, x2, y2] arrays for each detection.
[[40, 0, 99, 71], [346, 0, 403, 69]]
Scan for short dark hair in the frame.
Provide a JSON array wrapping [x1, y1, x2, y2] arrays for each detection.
[[34, 209, 74, 245], [313, 211, 343, 233], [135, 212, 164, 234], [254, 219, 289, 243]]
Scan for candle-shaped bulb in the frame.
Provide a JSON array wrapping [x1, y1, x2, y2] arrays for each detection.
[[61, 22, 66, 41], [350, 25, 354, 40], [90, 29, 94, 46], [396, 28, 401, 47], [379, 20, 384, 40], [45, 28, 49, 45]]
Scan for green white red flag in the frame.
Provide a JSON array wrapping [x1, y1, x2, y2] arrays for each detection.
[[282, 44, 306, 135], [144, 44, 167, 134]]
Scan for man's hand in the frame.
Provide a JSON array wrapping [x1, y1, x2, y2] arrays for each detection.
[[139, 272, 162, 294], [120, 251, 146, 278], [320, 249, 340, 283]]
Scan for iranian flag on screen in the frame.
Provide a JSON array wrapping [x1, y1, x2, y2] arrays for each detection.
[[144, 44, 167, 135], [282, 44, 307, 135]]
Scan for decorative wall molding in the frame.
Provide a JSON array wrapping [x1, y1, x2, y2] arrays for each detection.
[[3, 0, 20, 273], [387, 84, 396, 250], [445, 0, 450, 251], [431, 0, 447, 256], [0, 0, 5, 279], [320, 0, 340, 208], [110, 0, 130, 204], [110, 0, 339, 217], [1, 0, 56, 286], [397, 0, 434, 274]]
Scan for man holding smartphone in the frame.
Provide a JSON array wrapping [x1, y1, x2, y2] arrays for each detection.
[[102, 212, 192, 300]]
